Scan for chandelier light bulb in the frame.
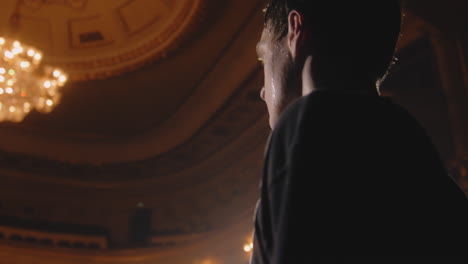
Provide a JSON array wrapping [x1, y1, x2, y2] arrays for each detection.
[[34, 53, 42, 61], [0, 37, 68, 122], [4, 51, 14, 59], [20, 61, 30, 68]]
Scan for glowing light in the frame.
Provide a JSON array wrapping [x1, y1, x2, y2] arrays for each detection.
[[4, 51, 14, 59], [20, 61, 30, 68], [196, 258, 221, 264], [43, 81, 51, 88], [12, 47, 23, 54], [34, 53, 42, 61], [0, 37, 68, 122], [243, 242, 254, 253], [23, 102, 31, 112], [58, 75, 67, 83]]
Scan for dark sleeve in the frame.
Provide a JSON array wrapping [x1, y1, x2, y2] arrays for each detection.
[[251, 197, 270, 264], [250, 134, 275, 264], [251, 100, 338, 263], [265, 129, 334, 263]]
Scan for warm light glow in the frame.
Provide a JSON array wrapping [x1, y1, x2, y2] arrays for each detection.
[[43, 81, 51, 88], [12, 47, 23, 54], [196, 258, 221, 264], [34, 53, 42, 61], [58, 75, 67, 83], [4, 51, 13, 59], [20, 61, 30, 68], [243, 242, 254, 253], [0, 37, 68, 122]]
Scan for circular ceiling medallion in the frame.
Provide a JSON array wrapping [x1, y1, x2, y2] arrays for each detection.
[[0, 0, 206, 81]]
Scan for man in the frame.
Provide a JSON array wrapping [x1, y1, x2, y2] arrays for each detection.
[[251, 0, 468, 263]]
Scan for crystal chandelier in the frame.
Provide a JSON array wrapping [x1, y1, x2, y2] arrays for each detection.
[[0, 36, 68, 122]]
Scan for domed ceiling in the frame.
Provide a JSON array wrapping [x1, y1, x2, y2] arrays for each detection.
[[0, 0, 205, 81], [0, 0, 265, 165], [0, 0, 466, 263]]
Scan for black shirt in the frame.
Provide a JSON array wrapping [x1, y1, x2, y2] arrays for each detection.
[[251, 90, 468, 264]]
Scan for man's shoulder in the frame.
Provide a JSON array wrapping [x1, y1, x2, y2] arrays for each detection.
[[274, 90, 330, 130], [274, 90, 394, 135]]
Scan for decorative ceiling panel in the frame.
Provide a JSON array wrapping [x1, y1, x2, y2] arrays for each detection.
[[0, 0, 207, 81]]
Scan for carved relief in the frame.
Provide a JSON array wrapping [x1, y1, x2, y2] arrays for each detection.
[[68, 15, 114, 49], [117, 0, 168, 35], [12, 0, 206, 81]]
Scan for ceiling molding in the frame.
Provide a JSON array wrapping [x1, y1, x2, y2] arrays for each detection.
[[0, 0, 266, 164], [0, 68, 267, 185]]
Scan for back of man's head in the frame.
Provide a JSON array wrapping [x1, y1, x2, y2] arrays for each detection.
[[265, 0, 402, 88]]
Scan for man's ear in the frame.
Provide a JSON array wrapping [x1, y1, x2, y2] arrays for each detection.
[[287, 10, 304, 59]]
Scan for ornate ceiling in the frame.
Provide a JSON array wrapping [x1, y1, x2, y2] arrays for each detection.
[[0, 0, 206, 81], [0, 0, 466, 263], [0, 0, 264, 165]]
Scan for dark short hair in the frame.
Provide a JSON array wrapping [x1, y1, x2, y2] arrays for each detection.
[[264, 0, 402, 86]]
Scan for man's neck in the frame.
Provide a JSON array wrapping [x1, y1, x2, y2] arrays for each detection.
[[306, 84, 380, 97], [301, 56, 379, 97]]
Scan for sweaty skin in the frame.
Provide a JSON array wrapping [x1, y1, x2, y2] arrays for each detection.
[[257, 28, 296, 128]]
